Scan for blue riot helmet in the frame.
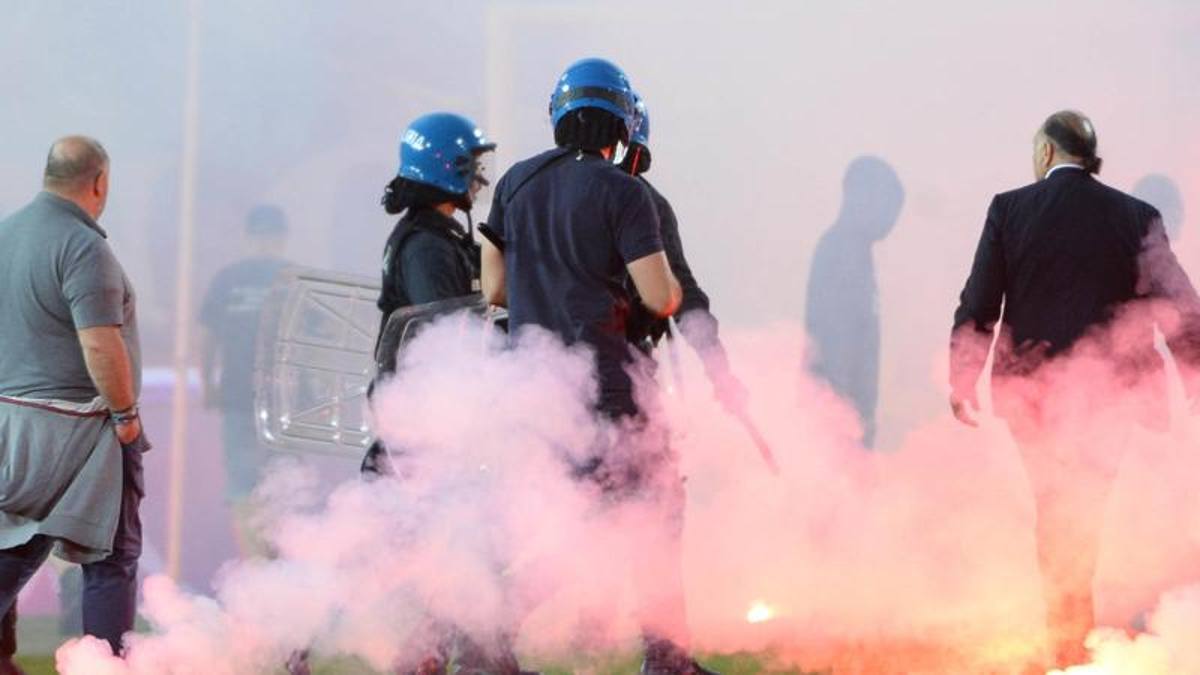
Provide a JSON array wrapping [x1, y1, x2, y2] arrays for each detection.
[[397, 112, 496, 196], [548, 58, 638, 139], [630, 96, 650, 147], [620, 95, 653, 175]]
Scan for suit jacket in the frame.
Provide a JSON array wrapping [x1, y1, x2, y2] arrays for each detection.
[[950, 167, 1200, 420]]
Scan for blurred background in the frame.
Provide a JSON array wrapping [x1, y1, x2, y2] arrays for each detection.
[[0, 0, 1196, 611]]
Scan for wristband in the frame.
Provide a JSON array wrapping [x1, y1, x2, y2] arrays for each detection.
[[111, 406, 140, 425]]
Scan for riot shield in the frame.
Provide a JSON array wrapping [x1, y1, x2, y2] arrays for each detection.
[[255, 267, 505, 457], [374, 294, 502, 375], [255, 267, 380, 457]]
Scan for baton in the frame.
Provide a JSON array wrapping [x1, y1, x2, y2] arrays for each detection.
[[661, 323, 777, 474], [664, 324, 686, 398], [732, 408, 780, 475]]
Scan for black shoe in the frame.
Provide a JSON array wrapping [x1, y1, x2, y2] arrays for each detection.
[[450, 654, 539, 674], [640, 659, 718, 675], [285, 650, 312, 675], [450, 669, 539, 675], [640, 640, 719, 675], [397, 654, 447, 675], [449, 632, 537, 675]]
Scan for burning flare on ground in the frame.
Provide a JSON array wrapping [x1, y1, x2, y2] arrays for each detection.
[[746, 601, 775, 624]]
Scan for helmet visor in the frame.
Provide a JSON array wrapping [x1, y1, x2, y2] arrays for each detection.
[[461, 148, 496, 210]]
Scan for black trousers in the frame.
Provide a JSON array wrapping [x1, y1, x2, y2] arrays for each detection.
[[0, 603, 14, 658]]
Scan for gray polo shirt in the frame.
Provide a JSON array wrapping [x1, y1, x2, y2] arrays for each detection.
[[0, 192, 141, 402]]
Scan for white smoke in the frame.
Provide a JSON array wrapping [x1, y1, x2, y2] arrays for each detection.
[[1054, 584, 1200, 674]]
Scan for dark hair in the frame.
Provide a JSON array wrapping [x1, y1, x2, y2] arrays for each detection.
[[553, 107, 628, 152], [381, 176, 466, 215], [1041, 110, 1102, 174], [245, 204, 288, 236], [619, 143, 652, 176]]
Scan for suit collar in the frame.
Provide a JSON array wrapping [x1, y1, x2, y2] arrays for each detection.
[[1044, 164, 1085, 181]]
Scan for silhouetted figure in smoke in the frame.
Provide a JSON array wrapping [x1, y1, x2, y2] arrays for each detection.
[[199, 205, 291, 555], [1132, 173, 1191, 392], [1132, 173, 1185, 242], [805, 156, 903, 449], [950, 111, 1200, 669]]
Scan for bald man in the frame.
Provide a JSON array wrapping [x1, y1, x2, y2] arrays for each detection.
[[0, 136, 147, 661], [950, 112, 1200, 668]]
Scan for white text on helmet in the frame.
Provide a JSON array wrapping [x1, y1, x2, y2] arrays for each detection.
[[403, 129, 429, 152]]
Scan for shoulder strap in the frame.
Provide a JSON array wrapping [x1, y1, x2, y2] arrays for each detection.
[[503, 147, 576, 207]]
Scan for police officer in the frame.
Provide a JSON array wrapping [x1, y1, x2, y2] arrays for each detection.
[[342, 112, 535, 675], [361, 112, 495, 477], [378, 113, 494, 327], [619, 97, 748, 414], [481, 58, 716, 675]]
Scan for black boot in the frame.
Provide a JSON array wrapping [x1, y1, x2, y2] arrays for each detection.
[[450, 632, 538, 675], [285, 649, 312, 675], [640, 638, 719, 675], [0, 604, 25, 675], [404, 654, 448, 675]]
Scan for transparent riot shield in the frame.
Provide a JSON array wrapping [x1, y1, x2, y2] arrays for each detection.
[[374, 294, 502, 375], [255, 267, 380, 457], [255, 266, 505, 457]]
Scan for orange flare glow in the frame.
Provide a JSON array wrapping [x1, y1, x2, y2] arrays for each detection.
[[746, 601, 774, 624]]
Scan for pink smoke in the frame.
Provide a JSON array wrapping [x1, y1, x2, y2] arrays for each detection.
[[52, 304, 1200, 674]]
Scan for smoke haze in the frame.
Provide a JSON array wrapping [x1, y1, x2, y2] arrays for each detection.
[[49, 305, 1200, 673], [0, 1, 1197, 672]]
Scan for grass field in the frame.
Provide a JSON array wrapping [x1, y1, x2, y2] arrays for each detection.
[[12, 616, 820, 674]]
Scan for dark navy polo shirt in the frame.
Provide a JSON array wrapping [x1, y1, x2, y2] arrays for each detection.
[[487, 148, 664, 415]]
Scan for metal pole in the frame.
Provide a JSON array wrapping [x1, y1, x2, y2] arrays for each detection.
[[166, 0, 201, 580]]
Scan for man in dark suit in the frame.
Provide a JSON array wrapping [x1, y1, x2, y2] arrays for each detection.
[[950, 110, 1200, 668]]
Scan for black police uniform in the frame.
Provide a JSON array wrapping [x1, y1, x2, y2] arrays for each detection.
[[485, 148, 663, 419], [486, 149, 701, 670], [624, 177, 725, 352], [377, 207, 479, 333], [362, 207, 479, 475]]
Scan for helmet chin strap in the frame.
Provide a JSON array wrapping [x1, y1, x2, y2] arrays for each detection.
[[627, 145, 643, 176]]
